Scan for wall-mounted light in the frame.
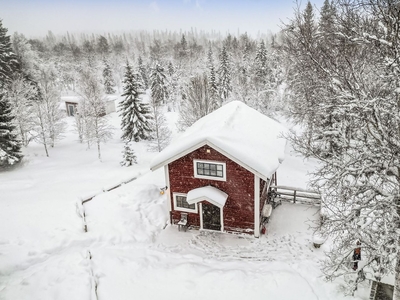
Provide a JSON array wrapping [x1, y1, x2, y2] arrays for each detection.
[[160, 186, 168, 195], [206, 149, 211, 153]]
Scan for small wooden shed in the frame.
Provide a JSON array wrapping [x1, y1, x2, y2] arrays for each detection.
[[150, 101, 287, 237], [63, 97, 116, 117]]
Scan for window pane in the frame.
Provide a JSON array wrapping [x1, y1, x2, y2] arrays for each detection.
[[176, 195, 195, 210], [195, 161, 224, 179]]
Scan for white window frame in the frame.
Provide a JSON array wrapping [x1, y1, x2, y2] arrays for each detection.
[[173, 193, 198, 213], [193, 159, 226, 181]]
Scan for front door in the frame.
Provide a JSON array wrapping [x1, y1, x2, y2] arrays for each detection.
[[68, 104, 75, 116], [202, 203, 221, 231]]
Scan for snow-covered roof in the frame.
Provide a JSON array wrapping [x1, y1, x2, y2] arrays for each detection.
[[150, 101, 287, 180], [187, 186, 228, 207]]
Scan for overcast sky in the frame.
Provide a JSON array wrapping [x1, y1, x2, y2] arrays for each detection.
[[1, 0, 325, 38]]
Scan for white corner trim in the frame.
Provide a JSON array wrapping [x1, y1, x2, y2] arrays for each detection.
[[254, 175, 260, 238], [199, 203, 204, 229], [164, 165, 171, 213]]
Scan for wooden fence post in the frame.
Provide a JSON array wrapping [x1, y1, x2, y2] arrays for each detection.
[[293, 190, 297, 203]]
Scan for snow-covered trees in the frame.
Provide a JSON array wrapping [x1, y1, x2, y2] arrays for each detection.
[[150, 63, 168, 106], [119, 62, 152, 142], [0, 20, 22, 167], [120, 141, 137, 166], [283, 0, 400, 295], [137, 56, 148, 89], [254, 40, 268, 88], [218, 45, 232, 100], [79, 70, 113, 161], [102, 59, 115, 94], [206, 44, 219, 106], [7, 76, 36, 146], [0, 20, 19, 89], [0, 93, 22, 167], [148, 104, 171, 152], [179, 73, 217, 129]]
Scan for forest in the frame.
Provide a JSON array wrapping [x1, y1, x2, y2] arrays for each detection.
[[2, 0, 400, 298]]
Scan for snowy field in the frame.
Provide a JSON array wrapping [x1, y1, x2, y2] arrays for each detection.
[[0, 100, 369, 299]]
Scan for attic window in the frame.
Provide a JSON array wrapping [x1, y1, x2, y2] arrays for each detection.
[[193, 159, 226, 181]]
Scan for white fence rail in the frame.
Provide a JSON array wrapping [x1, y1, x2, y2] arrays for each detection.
[[269, 185, 321, 205]]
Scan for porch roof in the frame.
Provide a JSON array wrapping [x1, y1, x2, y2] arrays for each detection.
[[186, 186, 228, 207]]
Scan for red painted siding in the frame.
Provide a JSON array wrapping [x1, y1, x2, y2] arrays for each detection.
[[168, 145, 255, 234]]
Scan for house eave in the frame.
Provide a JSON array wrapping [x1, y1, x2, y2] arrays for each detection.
[[150, 140, 273, 182]]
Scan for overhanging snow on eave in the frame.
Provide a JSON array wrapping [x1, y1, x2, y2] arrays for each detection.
[[150, 140, 275, 182], [187, 186, 228, 207], [150, 140, 208, 171]]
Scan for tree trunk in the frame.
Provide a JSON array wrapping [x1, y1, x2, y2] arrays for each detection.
[[394, 197, 400, 300], [97, 141, 101, 162], [394, 254, 400, 300]]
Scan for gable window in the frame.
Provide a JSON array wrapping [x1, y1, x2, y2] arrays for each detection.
[[193, 159, 226, 181], [173, 193, 198, 213]]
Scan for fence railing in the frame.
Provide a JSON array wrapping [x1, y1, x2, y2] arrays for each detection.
[[269, 185, 321, 205], [76, 174, 140, 232]]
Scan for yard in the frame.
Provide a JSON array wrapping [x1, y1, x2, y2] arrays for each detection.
[[0, 107, 369, 300]]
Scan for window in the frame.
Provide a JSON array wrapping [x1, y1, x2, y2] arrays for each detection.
[[173, 193, 198, 213], [193, 160, 226, 181]]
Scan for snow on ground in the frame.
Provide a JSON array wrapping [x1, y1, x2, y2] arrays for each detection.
[[0, 99, 369, 299]]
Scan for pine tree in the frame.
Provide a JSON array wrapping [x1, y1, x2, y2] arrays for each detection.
[[0, 20, 22, 167], [218, 46, 232, 100], [319, 0, 336, 39], [207, 44, 219, 106], [120, 141, 137, 166], [0, 20, 19, 90], [254, 40, 268, 88], [0, 93, 22, 167], [119, 62, 152, 142], [137, 56, 148, 89], [102, 59, 115, 94], [150, 62, 168, 106]]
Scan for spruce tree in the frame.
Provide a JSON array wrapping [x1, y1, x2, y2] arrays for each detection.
[[137, 56, 148, 89], [119, 62, 152, 142], [150, 62, 168, 106], [254, 40, 268, 88], [0, 20, 22, 167], [102, 59, 115, 94], [218, 46, 232, 100], [0, 20, 19, 89], [207, 44, 219, 106], [0, 93, 22, 167], [120, 141, 137, 166]]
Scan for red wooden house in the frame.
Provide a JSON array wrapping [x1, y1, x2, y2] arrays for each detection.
[[150, 101, 287, 237]]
